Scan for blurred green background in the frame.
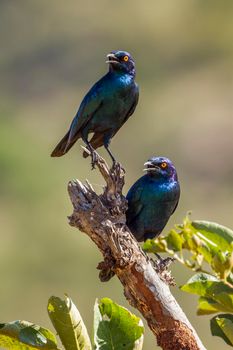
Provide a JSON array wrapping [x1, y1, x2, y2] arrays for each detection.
[[1, 1, 233, 349]]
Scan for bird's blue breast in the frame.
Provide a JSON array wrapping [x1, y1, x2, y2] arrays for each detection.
[[126, 175, 180, 241], [86, 73, 136, 132]]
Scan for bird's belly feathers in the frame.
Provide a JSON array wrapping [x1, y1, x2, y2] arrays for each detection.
[[127, 177, 179, 241], [141, 202, 173, 231], [130, 199, 176, 241], [88, 99, 132, 131]]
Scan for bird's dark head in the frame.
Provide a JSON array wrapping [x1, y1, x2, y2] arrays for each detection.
[[106, 50, 135, 76], [144, 156, 178, 180]]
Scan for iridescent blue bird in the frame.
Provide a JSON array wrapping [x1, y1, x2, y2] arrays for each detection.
[[126, 157, 180, 242], [51, 50, 139, 166]]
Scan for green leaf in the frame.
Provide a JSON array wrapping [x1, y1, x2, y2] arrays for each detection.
[[166, 229, 184, 252], [197, 297, 231, 315], [93, 298, 144, 350], [192, 220, 233, 253], [48, 295, 91, 350], [195, 241, 213, 264], [211, 314, 233, 346], [181, 273, 219, 296], [211, 251, 233, 278], [181, 273, 233, 313], [143, 229, 184, 254], [0, 321, 58, 350]]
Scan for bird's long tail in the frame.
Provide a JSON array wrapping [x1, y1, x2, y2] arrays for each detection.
[[51, 131, 79, 157]]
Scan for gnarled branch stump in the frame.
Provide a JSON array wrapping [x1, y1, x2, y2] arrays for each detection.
[[68, 155, 206, 350]]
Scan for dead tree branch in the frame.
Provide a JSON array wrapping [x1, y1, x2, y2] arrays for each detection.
[[67, 154, 206, 350]]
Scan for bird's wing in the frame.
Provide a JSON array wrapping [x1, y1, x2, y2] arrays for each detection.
[[126, 180, 144, 225], [51, 77, 106, 157], [83, 83, 139, 155], [123, 83, 139, 124], [67, 87, 104, 145], [171, 185, 180, 215]]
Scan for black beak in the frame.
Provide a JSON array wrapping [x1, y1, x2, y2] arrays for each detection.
[[106, 53, 119, 64], [143, 161, 160, 172]]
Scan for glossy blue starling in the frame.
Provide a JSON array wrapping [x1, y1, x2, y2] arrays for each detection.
[[51, 50, 139, 166], [126, 157, 180, 242]]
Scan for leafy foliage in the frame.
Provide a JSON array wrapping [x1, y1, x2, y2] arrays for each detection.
[[0, 296, 144, 350], [48, 295, 91, 350], [144, 214, 233, 347], [181, 273, 233, 314], [0, 321, 58, 350], [93, 298, 144, 350], [211, 314, 233, 346], [143, 214, 233, 279]]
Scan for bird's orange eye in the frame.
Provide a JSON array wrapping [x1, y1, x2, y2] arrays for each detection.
[[161, 162, 167, 168], [123, 55, 129, 62]]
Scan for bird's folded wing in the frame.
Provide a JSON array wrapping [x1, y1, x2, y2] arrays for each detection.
[[122, 84, 139, 124], [67, 89, 103, 145], [171, 191, 180, 215], [126, 183, 144, 224]]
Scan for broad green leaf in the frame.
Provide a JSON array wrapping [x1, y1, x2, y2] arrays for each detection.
[[211, 314, 233, 346], [48, 295, 91, 350], [211, 251, 232, 277], [214, 293, 233, 313], [197, 297, 231, 315], [181, 273, 219, 296], [180, 218, 220, 259], [191, 220, 233, 253], [93, 298, 144, 350], [181, 273, 233, 313], [166, 229, 184, 252], [196, 243, 213, 264], [0, 320, 58, 350]]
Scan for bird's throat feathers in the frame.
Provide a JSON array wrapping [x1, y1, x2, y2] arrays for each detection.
[[147, 171, 178, 183], [109, 65, 136, 79]]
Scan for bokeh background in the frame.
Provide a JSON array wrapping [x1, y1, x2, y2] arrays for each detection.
[[1, 1, 233, 349]]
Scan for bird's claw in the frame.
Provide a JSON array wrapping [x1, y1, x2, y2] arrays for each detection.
[[111, 160, 125, 174], [91, 150, 98, 170], [155, 256, 175, 272], [150, 255, 176, 285]]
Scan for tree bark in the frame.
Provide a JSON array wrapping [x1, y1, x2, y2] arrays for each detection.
[[67, 155, 206, 350]]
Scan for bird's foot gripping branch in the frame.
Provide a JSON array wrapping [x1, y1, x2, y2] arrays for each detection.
[[67, 153, 206, 350]]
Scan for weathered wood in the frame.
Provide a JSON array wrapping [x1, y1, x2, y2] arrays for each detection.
[[68, 154, 206, 350]]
